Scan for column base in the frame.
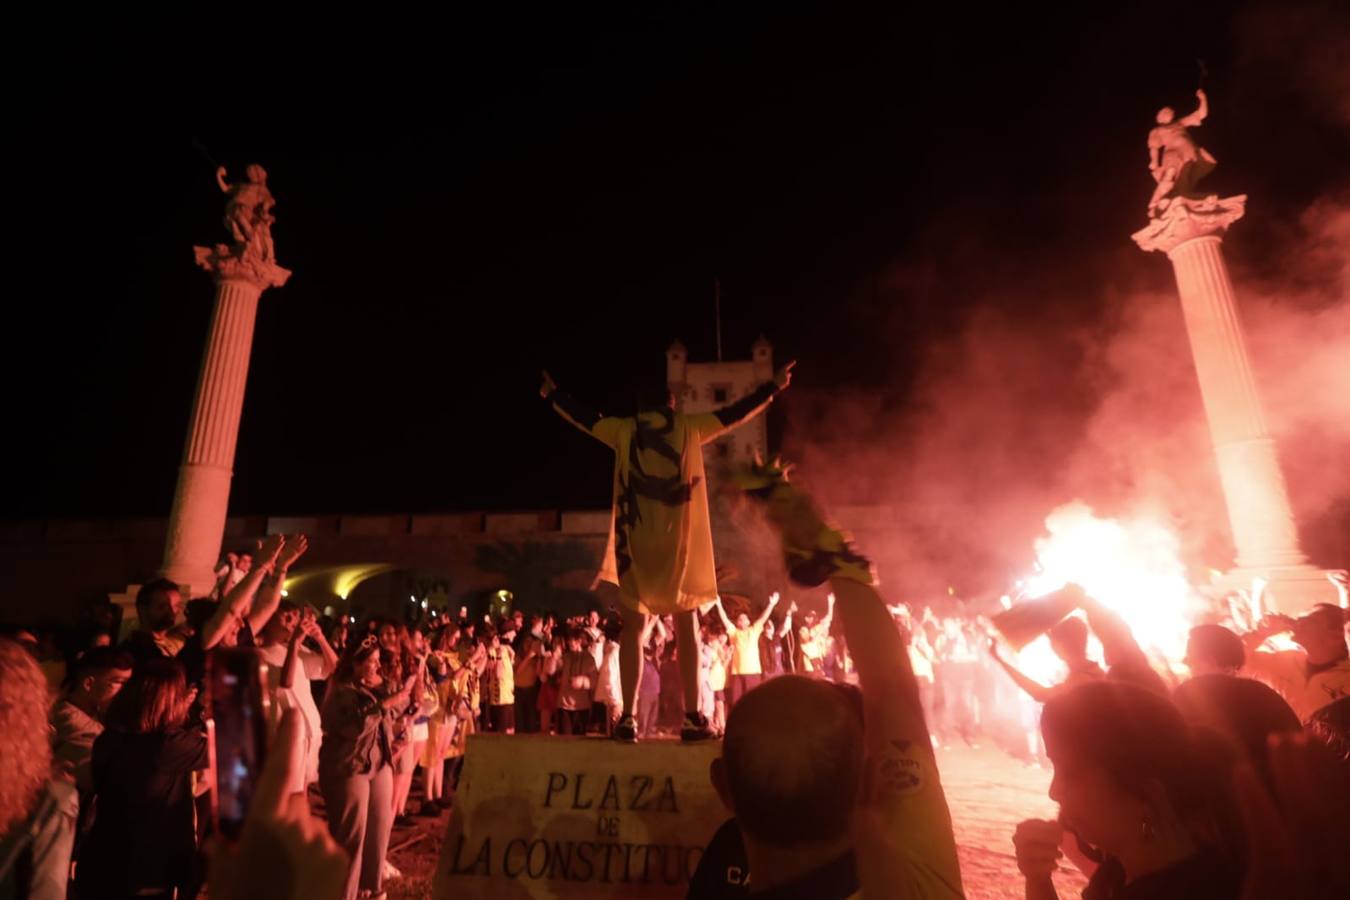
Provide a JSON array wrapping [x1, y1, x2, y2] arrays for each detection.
[[1217, 565, 1342, 616]]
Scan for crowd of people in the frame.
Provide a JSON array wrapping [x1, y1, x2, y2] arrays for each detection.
[[0, 535, 1348, 900], [0, 529, 1348, 899], [2, 446, 1349, 900]]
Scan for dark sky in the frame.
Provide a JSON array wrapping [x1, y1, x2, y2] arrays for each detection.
[[10, 3, 1347, 519]]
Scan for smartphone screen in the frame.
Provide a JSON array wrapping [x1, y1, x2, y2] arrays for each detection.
[[206, 648, 270, 840]]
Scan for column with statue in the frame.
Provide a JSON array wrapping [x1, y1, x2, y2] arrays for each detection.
[[160, 165, 291, 597], [1131, 91, 1336, 612]]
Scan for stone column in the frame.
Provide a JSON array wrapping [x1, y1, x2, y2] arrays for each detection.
[[161, 220, 289, 596], [1134, 196, 1333, 612]]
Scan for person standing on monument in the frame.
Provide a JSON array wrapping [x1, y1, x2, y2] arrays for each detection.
[[541, 360, 795, 742]]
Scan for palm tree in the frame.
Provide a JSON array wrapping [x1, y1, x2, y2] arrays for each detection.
[[472, 540, 598, 612]]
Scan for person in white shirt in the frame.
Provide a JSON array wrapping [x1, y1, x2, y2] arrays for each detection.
[[29, 648, 133, 900], [256, 602, 339, 795], [583, 609, 604, 669], [592, 621, 623, 736], [795, 594, 835, 676]]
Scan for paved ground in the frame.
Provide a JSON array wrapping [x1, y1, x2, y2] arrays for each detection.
[[935, 745, 1086, 899], [379, 742, 1087, 899]]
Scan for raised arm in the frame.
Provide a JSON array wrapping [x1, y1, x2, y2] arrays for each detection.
[[248, 534, 308, 636], [697, 362, 795, 443], [1180, 88, 1208, 127], [735, 457, 963, 897], [280, 626, 302, 690], [302, 610, 339, 679], [816, 592, 835, 636], [203, 534, 284, 649], [540, 370, 621, 446], [712, 597, 735, 633], [988, 639, 1053, 703], [833, 577, 964, 896], [753, 592, 780, 630], [1241, 613, 1297, 658], [831, 579, 927, 745], [1081, 595, 1168, 695], [1327, 570, 1348, 608]]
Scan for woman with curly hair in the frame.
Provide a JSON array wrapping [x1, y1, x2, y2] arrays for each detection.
[[0, 637, 53, 890]]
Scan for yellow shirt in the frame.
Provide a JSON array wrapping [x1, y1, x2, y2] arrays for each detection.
[[729, 624, 765, 675], [863, 740, 966, 898], [551, 384, 779, 615]]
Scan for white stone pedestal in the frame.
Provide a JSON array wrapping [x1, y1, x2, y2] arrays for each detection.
[[1133, 196, 1336, 613]]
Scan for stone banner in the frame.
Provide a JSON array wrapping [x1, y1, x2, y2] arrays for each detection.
[[434, 734, 725, 898]]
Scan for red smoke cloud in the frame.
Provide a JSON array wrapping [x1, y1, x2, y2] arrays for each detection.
[[781, 192, 1348, 600]]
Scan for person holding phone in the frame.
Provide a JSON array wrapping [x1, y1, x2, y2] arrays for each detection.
[[319, 636, 413, 900], [258, 603, 339, 796], [79, 658, 208, 899]]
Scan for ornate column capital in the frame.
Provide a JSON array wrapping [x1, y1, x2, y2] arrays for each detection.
[[1132, 194, 1247, 255], [193, 243, 291, 289]]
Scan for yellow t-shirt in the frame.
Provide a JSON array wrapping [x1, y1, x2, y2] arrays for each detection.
[[730, 623, 765, 675], [551, 384, 779, 615], [863, 740, 966, 898]]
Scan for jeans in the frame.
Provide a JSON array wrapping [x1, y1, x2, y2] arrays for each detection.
[[320, 763, 394, 900]]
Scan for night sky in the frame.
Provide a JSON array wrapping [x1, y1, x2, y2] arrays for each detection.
[[11, 3, 1347, 524]]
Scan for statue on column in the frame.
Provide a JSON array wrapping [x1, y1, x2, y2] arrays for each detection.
[[217, 164, 276, 262], [194, 163, 290, 287], [1147, 89, 1218, 218]]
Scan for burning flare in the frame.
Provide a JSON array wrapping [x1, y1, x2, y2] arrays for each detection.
[[1018, 501, 1198, 676]]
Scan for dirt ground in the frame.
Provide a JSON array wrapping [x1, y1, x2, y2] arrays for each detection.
[[377, 742, 1086, 899]]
